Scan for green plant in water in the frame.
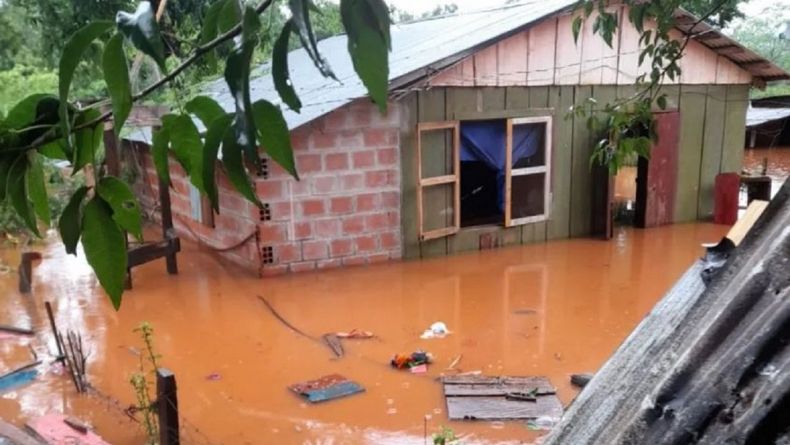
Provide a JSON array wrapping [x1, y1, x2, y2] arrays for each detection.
[[129, 321, 161, 444], [433, 426, 461, 445]]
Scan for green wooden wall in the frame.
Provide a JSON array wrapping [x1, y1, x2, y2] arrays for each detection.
[[399, 85, 749, 259]]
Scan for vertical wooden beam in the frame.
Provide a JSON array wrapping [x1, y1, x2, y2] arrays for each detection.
[[103, 128, 121, 177], [18, 252, 33, 293], [152, 125, 178, 275], [156, 368, 180, 445]]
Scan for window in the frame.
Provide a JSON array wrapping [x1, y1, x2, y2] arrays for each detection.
[[417, 122, 460, 240], [416, 116, 551, 238], [505, 117, 552, 226]]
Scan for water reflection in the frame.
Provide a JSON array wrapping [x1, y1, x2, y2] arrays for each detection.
[[0, 223, 727, 444]]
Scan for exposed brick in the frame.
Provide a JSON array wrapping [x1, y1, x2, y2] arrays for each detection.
[[290, 128, 310, 151], [296, 154, 322, 173], [387, 169, 400, 187], [377, 147, 398, 166], [363, 128, 397, 147], [325, 153, 349, 171], [342, 255, 367, 267], [352, 151, 376, 169], [330, 238, 353, 257], [317, 259, 342, 270], [302, 240, 329, 260], [220, 193, 247, 214], [368, 252, 391, 263], [291, 179, 311, 197], [290, 261, 316, 273], [355, 235, 378, 253], [277, 243, 302, 263], [314, 218, 340, 238], [301, 199, 325, 217], [312, 132, 336, 149], [380, 232, 400, 249], [330, 197, 354, 214], [322, 108, 347, 129], [259, 223, 288, 243], [271, 201, 293, 220], [349, 108, 371, 127], [336, 130, 363, 149], [365, 213, 391, 232], [312, 176, 337, 195], [356, 193, 379, 212], [364, 170, 389, 188], [340, 173, 364, 191], [341, 215, 365, 235], [255, 180, 284, 200], [381, 191, 400, 208], [293, 222, 312, 240], [386, 211, 399, 227], [215, 214, 240, 232]]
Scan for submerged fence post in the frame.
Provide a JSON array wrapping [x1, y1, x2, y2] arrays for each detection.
[[156, 368, 180, 445], [18, 252, 35, 293]]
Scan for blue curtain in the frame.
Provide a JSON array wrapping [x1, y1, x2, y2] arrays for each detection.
[[460, 120, 542, 212]]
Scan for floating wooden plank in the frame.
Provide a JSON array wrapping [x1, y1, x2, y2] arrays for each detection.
[[726, 200, 768, 246], [289, 374, 364, 404], [442, 375, 562, 421], [0, 325, 34, 336], [26, 414, 109, 445]]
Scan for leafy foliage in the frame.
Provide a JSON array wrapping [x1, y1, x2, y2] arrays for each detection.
[[572, 0, 746, 173], [0, 0, 391, 309]]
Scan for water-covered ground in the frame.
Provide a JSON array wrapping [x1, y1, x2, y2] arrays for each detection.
[[0, 223, 727, 444]]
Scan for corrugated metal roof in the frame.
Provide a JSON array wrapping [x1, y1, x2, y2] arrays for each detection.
[[202, 0, 577, 131], [746, 107, 790, 128]]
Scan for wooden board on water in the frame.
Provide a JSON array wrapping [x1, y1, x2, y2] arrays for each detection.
[[442, 375, 562, 420]]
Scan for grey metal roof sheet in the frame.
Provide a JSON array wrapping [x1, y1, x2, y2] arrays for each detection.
[[746, 107, 790, 128], [202, 0, 577, 131]]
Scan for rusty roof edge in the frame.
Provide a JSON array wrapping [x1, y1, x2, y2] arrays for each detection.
[[674, 8, 790, 85]]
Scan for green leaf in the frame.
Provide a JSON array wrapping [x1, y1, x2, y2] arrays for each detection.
[[224, 6, 261, 168], [203, 114, 232, 212], [186, 96, 226, 128], [364, 0, 391, 49], [5, 94, 53, 130], [218, 0, 242, 34], [96, 176, 143, 241], [199, 0, 228, 71], [252, 100, 298, 179], [0, 156, 13, 201], [59, 186, 89, 255], [289, 0, 336, 79], [72, 109, 103, 174], [151, 125, 171, 186], [116, 2, 167, 71], [103, 33, 132, 136], [572, 16, 583, 43], [221, 124, 260, 207], [6, 155, 40, 237], [59, 21, 114, 149], [165, 114, 204, 190], [656, 94, 667, 110], [341, 0, 390, 113], [26, 152, 50, 226], [39, 140, 70, 161], [272, 20, 302, 113], [81, 197, 127, 309]]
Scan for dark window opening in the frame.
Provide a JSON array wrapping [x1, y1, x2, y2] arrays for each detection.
[[461, 161, 502, 227]]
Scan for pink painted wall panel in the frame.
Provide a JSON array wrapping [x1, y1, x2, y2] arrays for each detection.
[[555, 14, 583, 84], [497, 32, 528, 86], [527, 18, 557, 85], [473, 44, 499, 86], [680, 38, 718, 84]]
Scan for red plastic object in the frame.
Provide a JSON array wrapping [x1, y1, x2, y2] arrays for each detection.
[[714, 173, 740, 225]]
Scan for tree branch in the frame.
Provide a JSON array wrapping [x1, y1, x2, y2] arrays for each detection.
[[23, 0, 275, 151]]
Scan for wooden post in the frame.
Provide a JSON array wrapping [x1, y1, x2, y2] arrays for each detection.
[[156, 368, 179, 445], [103, 128, 121, 177], [18, 252, 33, 293], [44, 302, 64, 362], [154, 124, 178, 275]]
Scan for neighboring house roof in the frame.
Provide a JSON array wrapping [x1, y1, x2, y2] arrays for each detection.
[[746, 107, 790, 128]]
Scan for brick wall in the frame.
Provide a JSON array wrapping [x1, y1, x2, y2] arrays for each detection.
[[127, 98, 402, 275]]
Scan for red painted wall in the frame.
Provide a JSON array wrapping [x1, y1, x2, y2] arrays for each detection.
[[129, 99, 403, 275]]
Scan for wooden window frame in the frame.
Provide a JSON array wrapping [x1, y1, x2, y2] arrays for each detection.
[[505, 116, 553, 227], [417, 121, 460, 241]]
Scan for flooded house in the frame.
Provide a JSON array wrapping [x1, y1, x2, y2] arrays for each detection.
[[125, 1, 788, 275]]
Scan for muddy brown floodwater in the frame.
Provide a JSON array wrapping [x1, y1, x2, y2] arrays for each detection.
[[743, 147, 790, 196], [0, 222, 728, 444]]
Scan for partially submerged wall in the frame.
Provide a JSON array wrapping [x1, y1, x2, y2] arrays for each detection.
[[128, 99, 403, 275], [398, 84, 749, 260]]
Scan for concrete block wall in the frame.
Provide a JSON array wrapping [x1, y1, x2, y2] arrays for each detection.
[[128, 98, 403, 275]]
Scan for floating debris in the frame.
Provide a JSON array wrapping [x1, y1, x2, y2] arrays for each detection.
[[289, 374, 364, 404], [570, 373, 593, 388], [421, 322, 450, 339], [441, 375, 562, 421], [391, 351, 432, 370]]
